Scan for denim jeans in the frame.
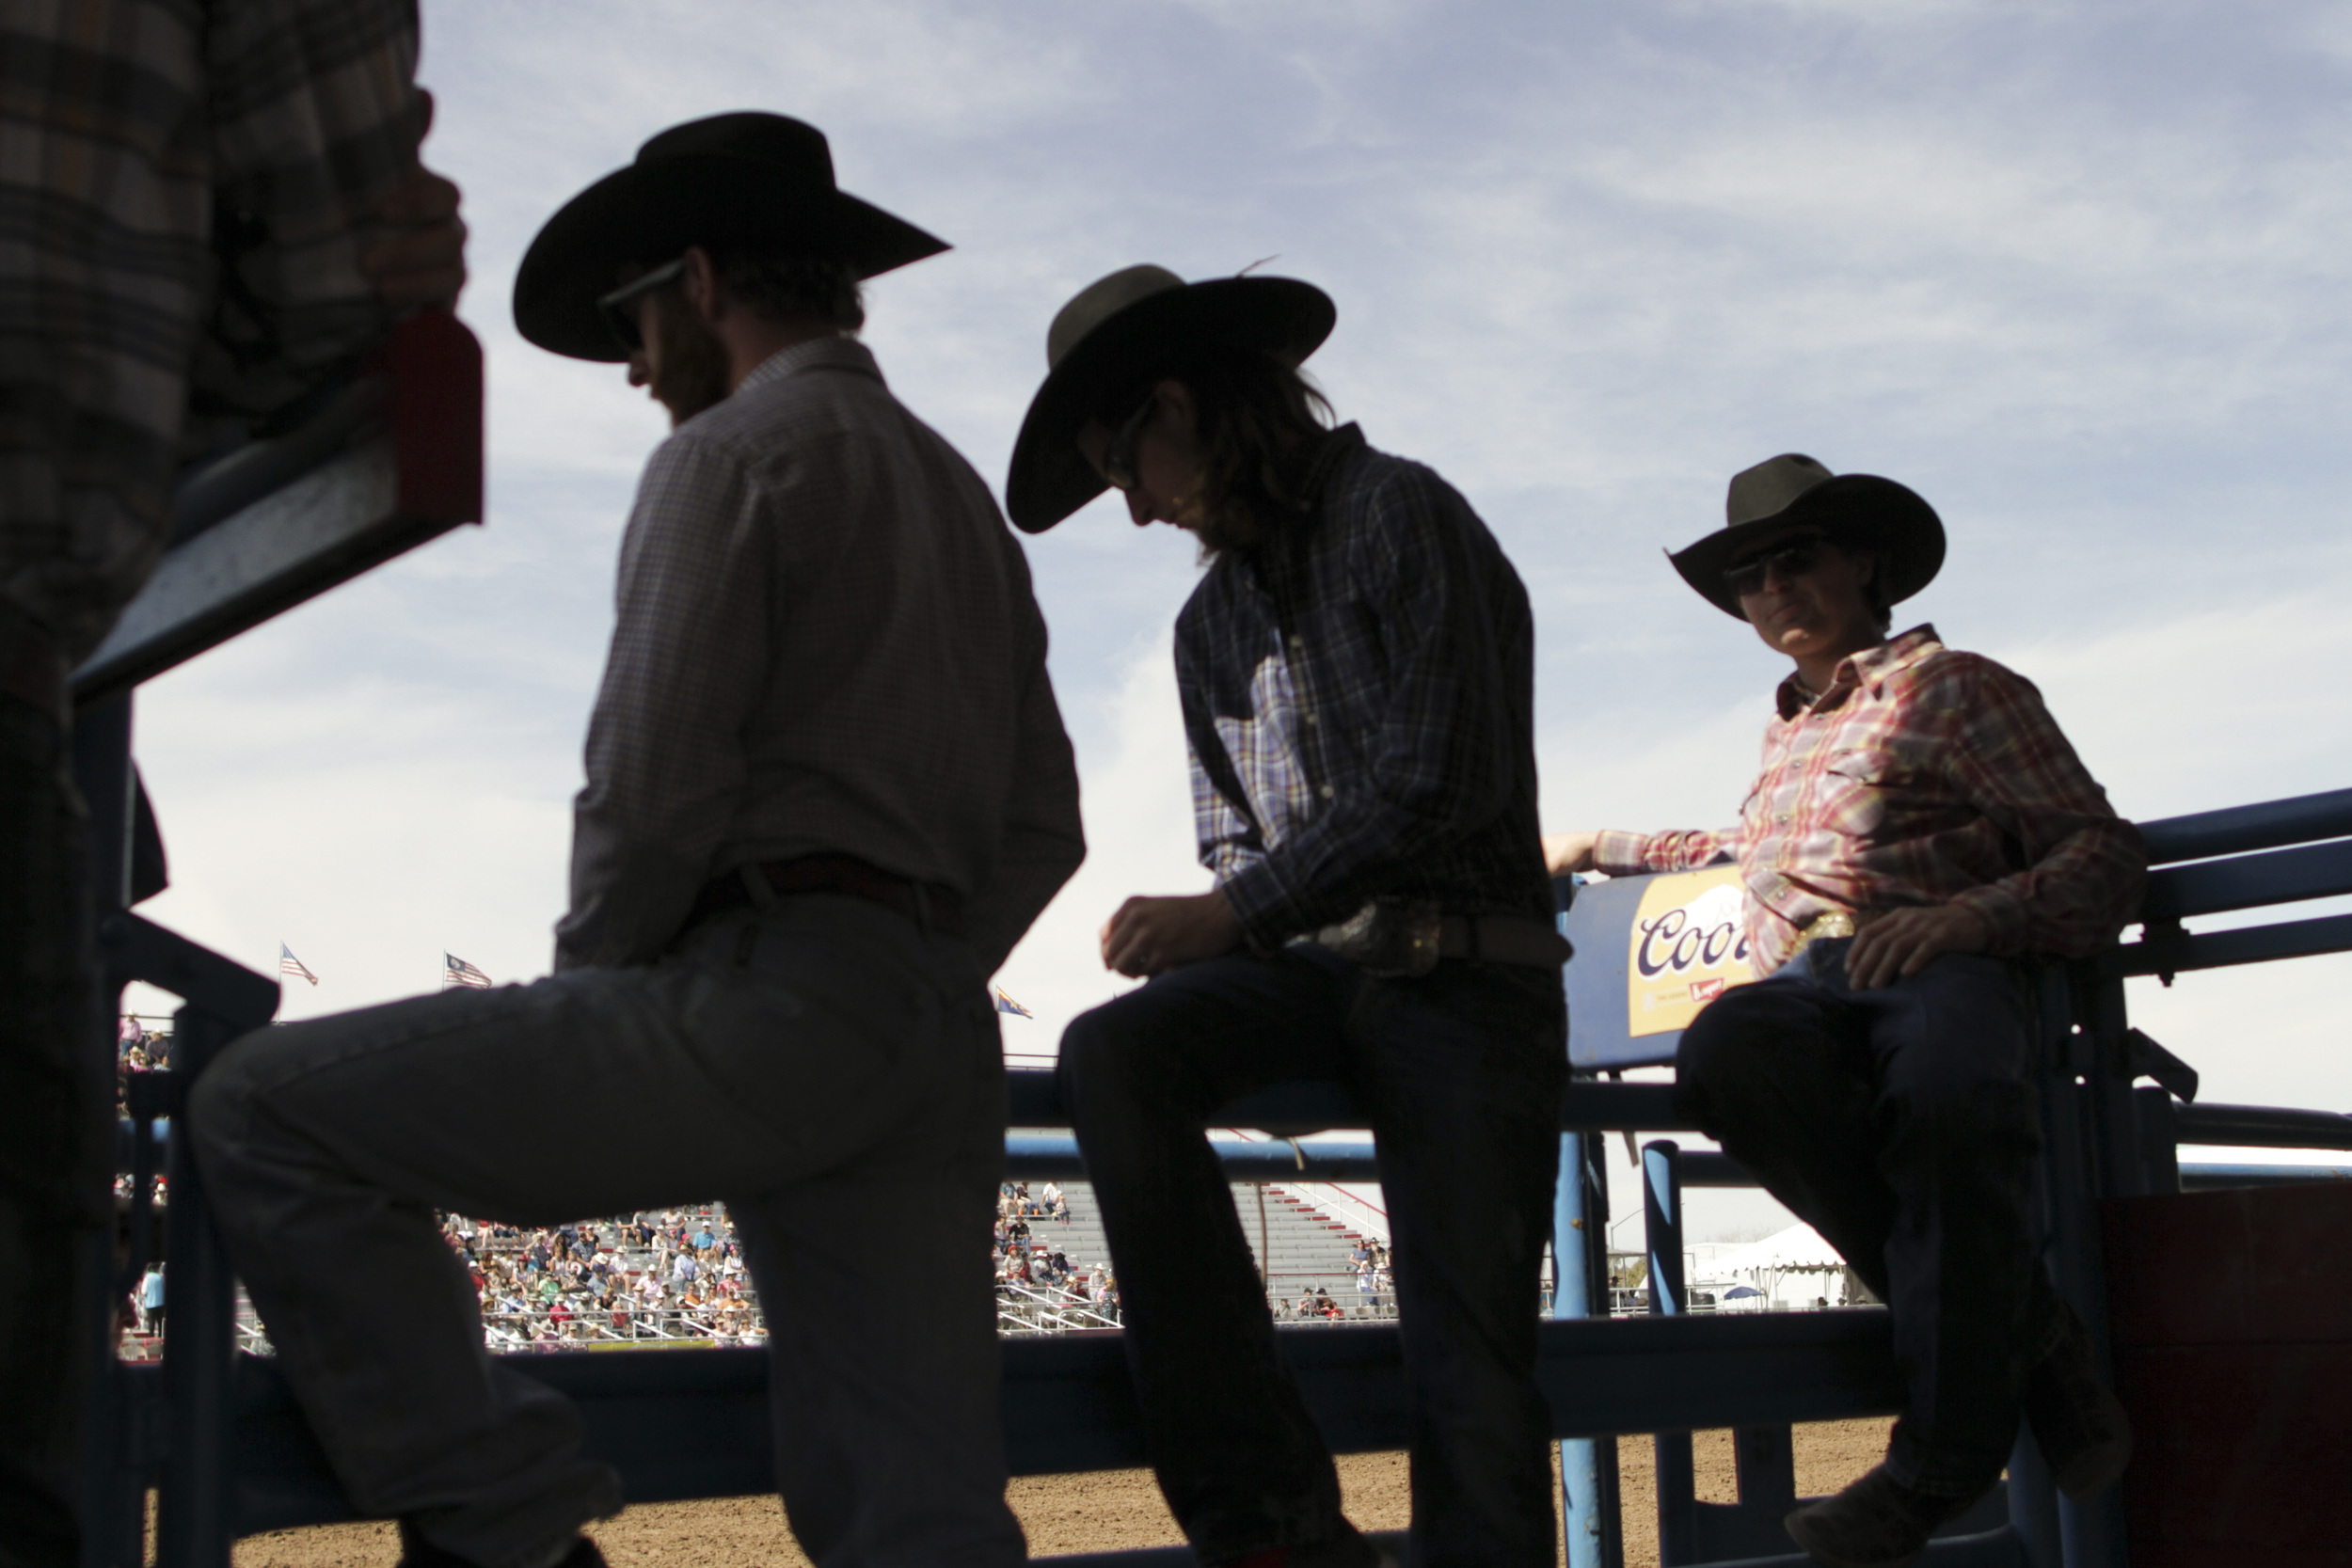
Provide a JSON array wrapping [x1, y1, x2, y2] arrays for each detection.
[[1059, 945, 1566, 1568], [0, 689, 94, 1568], [1673, 939, 2058, 1497], [190, 895, 1025, 1568]]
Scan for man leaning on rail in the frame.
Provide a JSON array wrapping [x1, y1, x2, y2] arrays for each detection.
[[1009, 265, 1570, 1568], [2, 6, 466, 1562], [1545, 455, 2139, 1568], [191, 114, 1083, 1568]]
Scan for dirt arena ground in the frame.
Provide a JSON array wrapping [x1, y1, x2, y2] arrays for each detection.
[[225, 1418, 1891, 1568]]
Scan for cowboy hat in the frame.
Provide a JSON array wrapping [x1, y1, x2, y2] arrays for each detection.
[[514, 112, 948, 362], [1006, 263, 1336, 533], [1670, 453, 1946, 619]]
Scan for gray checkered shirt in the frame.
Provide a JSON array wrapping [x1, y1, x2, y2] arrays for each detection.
[[555, 338, 1085, 975]]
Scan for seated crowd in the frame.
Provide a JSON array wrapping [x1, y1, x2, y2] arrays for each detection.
[[439, 1208, 765, 1351]]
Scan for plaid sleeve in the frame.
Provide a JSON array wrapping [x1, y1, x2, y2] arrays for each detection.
[[1175, 608, 1270, 888], [1216, 464, 1527, 945], [187, 0, 423, 439], [1933, 656, 2148, 958], [1593, 827, 1740, 876]]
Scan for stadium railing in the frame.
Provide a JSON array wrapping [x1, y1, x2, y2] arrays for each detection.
[[72, 325, 2352, 1563]]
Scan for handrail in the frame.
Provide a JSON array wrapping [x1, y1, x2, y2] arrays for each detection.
[[2137, 785, 2352, 865]]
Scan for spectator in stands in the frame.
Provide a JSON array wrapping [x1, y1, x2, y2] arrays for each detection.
[[1, 9, 466, 1560], [1023, 266, 1567, 1568], [1544, 454, 2141, 1567], [138, 1263, 167, 1339], [191, 112, 1079, 1568]]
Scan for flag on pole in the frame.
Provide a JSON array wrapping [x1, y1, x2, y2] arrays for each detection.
[[442, 953, 493, 990], [993, 986, 1033, 1019], [279, 943, 320, 987]]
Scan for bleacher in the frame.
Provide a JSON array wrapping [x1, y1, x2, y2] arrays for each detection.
[[997, 1180, 1389, 1334]]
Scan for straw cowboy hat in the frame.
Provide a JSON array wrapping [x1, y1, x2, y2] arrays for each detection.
[[1006, 263, 1336, 533], [513, 112, 947, 362], [1670, 453, 1946, 618]]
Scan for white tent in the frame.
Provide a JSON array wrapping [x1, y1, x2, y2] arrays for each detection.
[[1709, 1222, 1846, 1276]]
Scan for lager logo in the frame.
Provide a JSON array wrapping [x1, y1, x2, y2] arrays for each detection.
[[1627, 867, 1757, 1037]]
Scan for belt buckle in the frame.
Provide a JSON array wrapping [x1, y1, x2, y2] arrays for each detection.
[[1318, 899, 1442, 978], [1788, 910, 1858, 961]]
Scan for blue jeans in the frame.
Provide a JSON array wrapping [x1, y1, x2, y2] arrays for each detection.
[[191, 895, 1025, 1568], [1059, 945, 1566, 1568], [1674, 939, 2058, 1497]]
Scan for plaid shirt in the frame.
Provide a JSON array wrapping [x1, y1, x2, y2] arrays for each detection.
[[1596, 625, 2146, 973], [0, 0, 423, 658], [557, 339, 1084, 975], [1176, 423, 1551, 949]]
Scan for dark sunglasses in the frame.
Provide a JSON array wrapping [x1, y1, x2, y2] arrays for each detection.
[[596, 256, 689, 354], [1100, 390, 1159, 491], [1724, 535, 1828, 598]]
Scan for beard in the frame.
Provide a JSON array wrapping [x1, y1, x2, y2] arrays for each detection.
[[646, 297, 732, 427]]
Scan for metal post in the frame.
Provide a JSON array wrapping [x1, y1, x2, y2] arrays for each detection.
[[1554, 1131, 1622, 1568], [73, 692, 138, 1568], [154, 1005, 241, 1568], [1643, 1140, 1699, 1566]]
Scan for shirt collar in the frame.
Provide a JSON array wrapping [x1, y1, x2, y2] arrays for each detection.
[[1774, 623, 1942, 720], [735, 334, 883, 397], [1294, 421, 1368, 506]]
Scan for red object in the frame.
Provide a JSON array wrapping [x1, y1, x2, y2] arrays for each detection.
[[2103, 1183, 2352, 1566], [384, 307, 484, 526]]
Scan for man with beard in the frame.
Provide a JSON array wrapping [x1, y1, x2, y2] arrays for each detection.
[[1546, 454, 2139, 1568], [1009, 266, 1569, 1568], [190, 115, 1082, 1568]]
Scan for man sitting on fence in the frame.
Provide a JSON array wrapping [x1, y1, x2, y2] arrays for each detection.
[[191, 113, 1082, 1568], [1546, 454, 2140, 1568], [1013, 265, 1569, 1568]]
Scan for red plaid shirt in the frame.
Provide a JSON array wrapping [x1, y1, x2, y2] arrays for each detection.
[[1595, 626, 2145, 974]]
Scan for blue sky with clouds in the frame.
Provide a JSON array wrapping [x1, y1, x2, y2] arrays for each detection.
[[125, 2, 2352, 1226]]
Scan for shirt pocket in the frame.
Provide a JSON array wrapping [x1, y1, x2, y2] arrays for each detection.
[[1817, 747, 1901, 837]]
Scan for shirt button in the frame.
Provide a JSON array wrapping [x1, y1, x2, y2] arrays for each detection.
[[1319, 784, 1335, 800]]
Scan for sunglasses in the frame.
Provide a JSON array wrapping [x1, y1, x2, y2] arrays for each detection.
[[1724, 535, 1828, 598], [596, 256, 690, 353], [1100, 390, 1159, 491]]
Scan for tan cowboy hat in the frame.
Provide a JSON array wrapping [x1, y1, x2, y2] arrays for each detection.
[[514, 113, 947, 362], [1005, 263, 1336, 533], [1670, 453, 1946, 618]]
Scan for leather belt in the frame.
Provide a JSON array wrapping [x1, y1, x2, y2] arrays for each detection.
[[1435, 914, 1573, 969], [689, 853, 965, 938]]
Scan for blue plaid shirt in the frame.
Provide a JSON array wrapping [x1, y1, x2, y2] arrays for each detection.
[[1175, 423, 1552, 948]]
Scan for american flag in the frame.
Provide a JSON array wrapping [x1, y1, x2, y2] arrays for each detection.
[[993, 986, 1033, 1019], [279, 942, 319, 987], [442, 953, 493, 990]]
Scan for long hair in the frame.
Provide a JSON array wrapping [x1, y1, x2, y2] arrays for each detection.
[[1088, 344, 1333, 553]]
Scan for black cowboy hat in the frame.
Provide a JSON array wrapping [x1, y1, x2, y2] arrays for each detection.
[[513, 112, 948, 362], [1670, 453, 1946, 618], [1006, 264, 1336, 533]]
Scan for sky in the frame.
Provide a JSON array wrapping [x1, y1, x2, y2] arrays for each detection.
[[122, 1, 2352, 1238]]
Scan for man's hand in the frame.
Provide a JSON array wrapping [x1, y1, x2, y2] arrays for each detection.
[[359, 91, 468, 309], [1101, 889, 1242, 978], [1844, 904, 1990, 990], [1542, 832, 1599, 876]]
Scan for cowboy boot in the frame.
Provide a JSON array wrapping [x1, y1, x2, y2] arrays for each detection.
[[1784, 1465, 1991, 1568], [2023, 1298, 2134, 1499]]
